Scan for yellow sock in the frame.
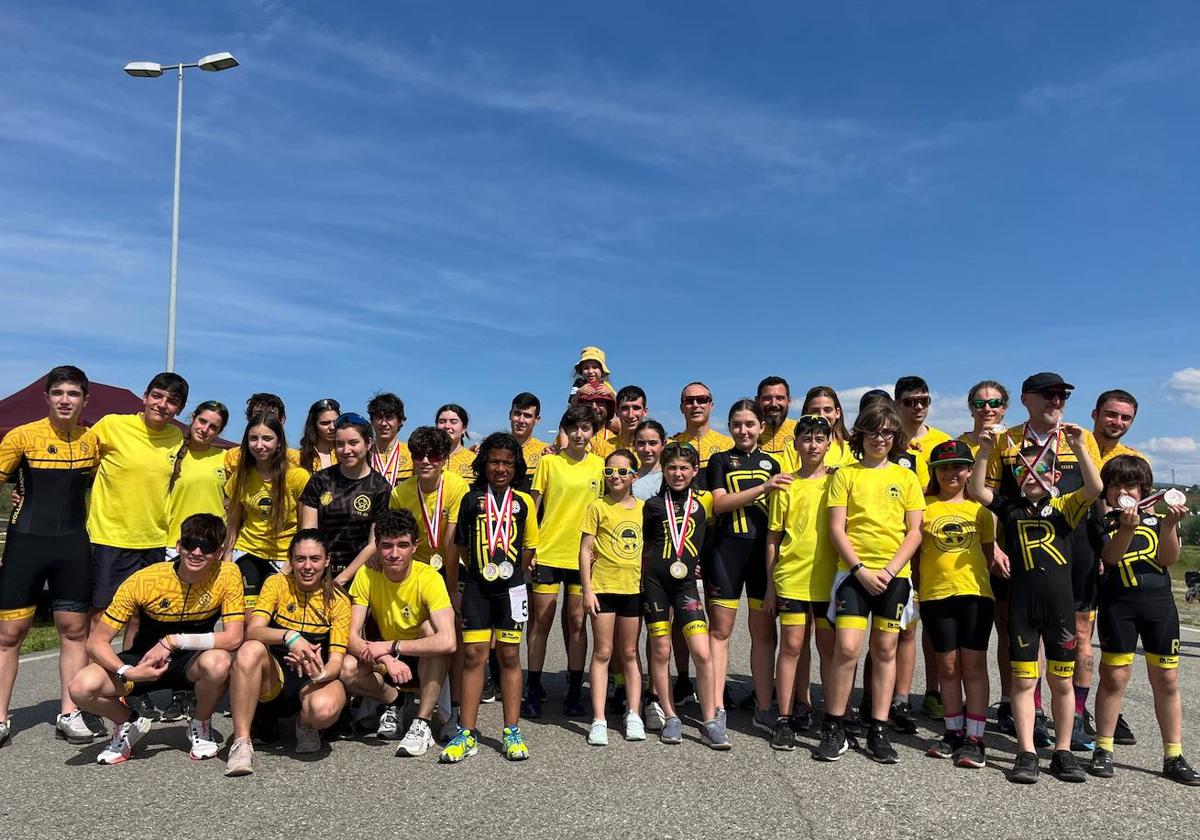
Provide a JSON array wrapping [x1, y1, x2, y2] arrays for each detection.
[[614, 673, 625, 686], [1097, 736, 1114, 752], [1165, 742, 1183, 759]]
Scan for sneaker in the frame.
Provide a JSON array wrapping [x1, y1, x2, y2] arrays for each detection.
[[954, 736, 987, 769], [159, 691, 189, 723], [188, 718, 219, 760], [224, 736, 255, 776], [0, 719, 10, 748], [56, 710, 98, 744], [438, 727, 478, 763], [607, 682, 627, 715], [770, 717, 796, 751], [521, 694, 543, 719], [294, 720, 322, 754], [673, 676, 695, 706], [701, 718, 732, 751], [480, 669, 497, 704], [1113, 714, 1136, 746], [644, 699, 666, 732], [1032, 710, 1052, 749], [660, 716, 683, 745], [921, 691, 944, 720], [816, 718, 848, 761], [438, 707, 462, 742], [502, 725, 530, 761], [587, 719, 609, 746], [1049, 749, 1087, 783], [1070, 712, 1095, 751], [1010, 750, 1039, 784], [395, 718, 434, 757], [927, 730, 964, 759], [715, 707, 727, 728], [995, 701, 1016, 735], [890, 700, 918, 735], [563, 693, 586, 718], [624, 712, 646, 742], [1082, 707, 1096, 737], [97, 716, 152, 765], [376, 703, 404, 740], [128, 693, 159, 723], [844, 706, 866, 738], [752, 707, 775, 735], [1088, 747, 1114, 778], [82, 712, 107, 738], [1163, 754, 1200, 786], [867, 721, 899, 764], [792, 703, 813, 733]]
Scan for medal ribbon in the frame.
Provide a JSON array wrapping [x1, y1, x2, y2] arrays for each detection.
[[418, 477, 445, 550], [665, 489, 694, 560], [1134, 490, 1167, 511], [372, 442, 401, 485], [485, 488, 514, 557], [1018, 423, 1060, 496]]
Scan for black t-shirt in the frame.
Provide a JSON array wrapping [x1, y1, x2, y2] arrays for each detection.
[[704, 448, 780, 541], [1087, 507, 1170, 592], [299, 467, 392, 572], [453, 487, 538, 580]]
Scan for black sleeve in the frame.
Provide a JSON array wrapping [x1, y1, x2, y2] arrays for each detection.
[[704, 452, 727, 493], [298, 472, 324, 508], [453, 494, 474, 547], [1086, 509, 1111, 557]]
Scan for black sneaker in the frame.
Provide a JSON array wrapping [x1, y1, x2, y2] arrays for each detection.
[[673, 676, 695, 706], [159, 691, 189, 723], [889, 700, 917, 735], [792, 703, 813, 733], [1113, 714, 1136, 745], [563, 693, 587, 718], [995, 701, 1016, 735], [128, 693, 159, 722], [1049, 749, 1087, 783], [1082, 707, 1096, 737], [82, 712, 108, 738], [816, 719, 848, 761], [1010, 750, 1040, 784], [1164, 754, 1200, 785], [480, 669, 496, 704], [1070, 712, 1095, 751], [844, 706, 866, 737], [770, 717, 796, 752], [606, 682, 627, 714], [520, 694, 543, 719], [1032, 710, 1052, 748], [954, 736, 987, 769], [1089, 747, 1114, 778], [927, 730, 964, 759], [867, 721, 899, 764]]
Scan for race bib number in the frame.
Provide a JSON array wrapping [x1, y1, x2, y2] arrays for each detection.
[[508, 586, 528, 623]]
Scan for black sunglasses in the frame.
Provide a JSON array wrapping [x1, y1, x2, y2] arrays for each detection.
[[180, 536, 220, 554]]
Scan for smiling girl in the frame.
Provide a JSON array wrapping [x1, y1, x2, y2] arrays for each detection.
[[166, 401, 230, 551], [436, 404, 475, 482]]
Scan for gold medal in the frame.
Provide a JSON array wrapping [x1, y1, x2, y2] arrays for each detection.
[[429, 553, 443, 571], [483, 563, 500, 582], [498, 561, 514, 580], [669, 560, 688, 580]]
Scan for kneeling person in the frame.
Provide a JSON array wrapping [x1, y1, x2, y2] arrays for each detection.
[[340, 509, 455, 758], [225, 530, 351, 776], [69, 513, 244, 764]]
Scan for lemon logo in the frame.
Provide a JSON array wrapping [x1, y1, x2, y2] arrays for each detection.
[[932, 515, 975, 552], [886, 484, 902, 500], [320, 491, 334, 507], [352, 494, 372, 513]]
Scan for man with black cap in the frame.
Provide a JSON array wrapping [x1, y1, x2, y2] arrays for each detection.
[[986, 372, 1102, 753]]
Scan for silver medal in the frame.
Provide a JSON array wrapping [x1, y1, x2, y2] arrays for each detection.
[[498, 561, 514, 580]]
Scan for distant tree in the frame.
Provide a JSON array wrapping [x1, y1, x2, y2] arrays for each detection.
[[1181, 515, 1200, 547]]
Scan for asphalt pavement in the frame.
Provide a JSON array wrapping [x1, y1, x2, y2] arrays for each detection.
[[3, 616, 1199, 840]]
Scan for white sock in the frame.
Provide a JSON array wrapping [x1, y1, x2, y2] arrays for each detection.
[[437, 677, 452, 720]]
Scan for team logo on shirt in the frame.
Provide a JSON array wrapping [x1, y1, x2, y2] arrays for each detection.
[[512, 500, 521, 514], [932, 515, 976, 552], [590, 480, 600, 494], [759, 460, 772, 470], [256, 493, 273, 511], [614, 523, 643, 560], [352, 494, 372, 513], [886, 484, 902, 500], [215, 468, 226, 481], [198, 592, 211, 606], [286, 602, 296, 612], [320, 491, 334, 507], [400, 605, 414, 622], [80, 442, 90, 453], [47, 444, 57, 454], [159, 598, 171, 609], [897, 457, 912, 469], [1144, 516, 1158, 526]]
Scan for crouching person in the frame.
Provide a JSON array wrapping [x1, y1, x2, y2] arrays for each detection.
[[69, 513, 244, 764]]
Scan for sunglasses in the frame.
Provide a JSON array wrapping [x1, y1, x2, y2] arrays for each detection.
[[682, 395, 712, 406], [971, 398, 1005, 409], [412, 451, 444, 464], [315, 398, 341, 412], [336, 412, 369, 428], [180, 536, 220, 554], [1013, 462, 1050, 478], [604, 467, 634, 477], [1035, 390, 1071, 402], [900, 396, 930, 409]]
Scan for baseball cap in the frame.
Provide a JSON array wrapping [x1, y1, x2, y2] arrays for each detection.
[[928, 439, 975, 467], [1021, 372, 1075, 393]]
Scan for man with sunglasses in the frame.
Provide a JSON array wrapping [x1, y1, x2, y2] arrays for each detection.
[[367, 392, 412, 486], [670, 382, 733, 490], [986, 372, 1103, 752], [1092, 389, 1147, 466], [69, 513, 244, 764]]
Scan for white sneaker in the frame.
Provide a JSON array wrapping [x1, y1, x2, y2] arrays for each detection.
[[225, 736, 255, 776], [188, 718, 219, 760], [644, 700, 666, 732], [438, 707, 461, 742], [376, 704, 403, 740], [395, 718, 434, 757], [587, 719, 609, 746], [294, 720, 322, 754], [56, 710, 97, 744], [97, 716, 152, 765], [625, 712, 646, 741], [0, 718, 11, 748]]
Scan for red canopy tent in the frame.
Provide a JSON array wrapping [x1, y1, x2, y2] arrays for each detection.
[[0, 378, 235, 448]]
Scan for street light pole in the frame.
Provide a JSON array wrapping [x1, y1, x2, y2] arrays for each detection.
[[123, 52, 239, 373]]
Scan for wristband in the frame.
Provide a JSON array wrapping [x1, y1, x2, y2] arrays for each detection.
[[174, 632, 216, 650], [157, 636, 175, 653], [881, 568, 894, 580], [284, 631, 301, 648], [849, 563, 865, 575], [390, 640, 402, 659], [116, 664, 133, 680]]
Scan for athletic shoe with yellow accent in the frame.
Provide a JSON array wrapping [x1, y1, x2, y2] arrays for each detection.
[[921, 692, 944, 721], [502, 725, 529, 761], [439, 728, 478, 764]]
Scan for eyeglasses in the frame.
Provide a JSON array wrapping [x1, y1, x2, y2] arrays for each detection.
[[971, 398, 1004, 409], [862, 429, 896, 440], [412, 451, 444, 465], [180, 536, 220, 554], [900, 396, 930, 409], [1013, 462, 1050, 478], [604, 467, 634, 477], [682, 395, 712, 406], [335, 412, 369, 428]]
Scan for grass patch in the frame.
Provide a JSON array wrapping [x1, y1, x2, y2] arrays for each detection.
[[20, 621, 62, 655], [1176, 545, 1200, 629]]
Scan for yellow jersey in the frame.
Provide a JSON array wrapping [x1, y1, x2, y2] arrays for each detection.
[[349, 562, 451, 642], [905, 426, 952, 493], [521, 435, 550, 478], [531, 451, 604, 569], [767, 472, 837, 601], [759, 419, 798, 473], [1098, 440, 1149, 467], [224, 446, 302, 477], [370, 439, 413, 486], [226, 465, 312, 561], [581, 496, 644, 595], [670, 428, 735, 475], [389, 472, 471, 566], [166, 445, 227, 546], [824, 439, 858, 469], [446, 447, 475, 483], [253, 572, 352, 655], [917, 497, 995, 601], [827, 462, 925, 574], [0, 418, 99, 537], [87, 414, 183, 549]]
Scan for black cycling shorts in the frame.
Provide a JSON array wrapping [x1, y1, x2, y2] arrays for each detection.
[[1097, 586, 1180, 669], [118, 648, 203, 696], [921, 595, 994, 653], [236, 553, 281, 611], [596, 592, 641, 618], [532, 565, 582, 596], [776, 597, 832, 629], [705, 534, 768, 610], [643, 566, 707, 639], [1008, 581, 1076, 679], [0, 530, 92, 619], [461, 576, 524, 646], [259, 649, 312, 718], [834, 574, 911, 633], [93, 545, 165, 610]]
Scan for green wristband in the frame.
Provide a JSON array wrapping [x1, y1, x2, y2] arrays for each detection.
[[284, 631, 301, 648]]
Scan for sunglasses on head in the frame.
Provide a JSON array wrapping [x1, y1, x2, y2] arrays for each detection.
[[315, 398, 341, 412], [971, 398, 1004, 409], [180, 536, 220, 554], [336, 412, 369, 428], [604, 467, 634, 477]]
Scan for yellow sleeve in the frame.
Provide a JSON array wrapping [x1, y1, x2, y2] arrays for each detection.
[[827, 467, 850, 507], [287, 467, 312, 500], [0, 427, 24, 482], [223, 470, 239, 501], [253, 574, 283, 619], [90, 415, 114, 452], [699, 490, 715, 522], [445, 476, 469, 524], [977, 505, 996, 543], [1082, 430, 1101, 466], [768, 490, 788, 532], [328, 593, 351, 652], [349, 567, 372, 607], [1056, 489, 1092, 530], [421, 568, 452, 613], [580, 500, 601, 536], [223, 447, 239, 478], [903, 469, 926, 512], [520, 491, 540, 550], [531, 456, 551, 495], [219, 563, 246, 622], [101, 575, 140, 630]]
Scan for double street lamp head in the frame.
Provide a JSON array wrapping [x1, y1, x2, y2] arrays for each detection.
[[198, 52, 239, 72], [122, 52, 239, 77]]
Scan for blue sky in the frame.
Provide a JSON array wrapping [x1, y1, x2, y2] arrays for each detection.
[[3, 2, 1199, 479]]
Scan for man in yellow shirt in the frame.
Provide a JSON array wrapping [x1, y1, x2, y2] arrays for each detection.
[[671, 381, 733, 488], [341, 509, 455, 757], [367, 392, 413, 486], [607, 385, 648, 451], [1091, 389, 1147, 466], [508, 392, 548, 483], [757, 376, 797, 472]]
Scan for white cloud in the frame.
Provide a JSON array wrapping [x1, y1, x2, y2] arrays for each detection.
[[1135, 436, 1200, 486], [1140, 436, 1199, 455], [1167, 368, 1200, 409]]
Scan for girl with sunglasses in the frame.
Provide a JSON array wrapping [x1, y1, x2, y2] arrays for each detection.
[[298, 414, 392, 587], [580, 449, 646, 745], [299, 398, 341, 472]]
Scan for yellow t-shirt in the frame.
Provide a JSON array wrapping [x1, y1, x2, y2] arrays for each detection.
[[956, 431, 981, 457], [823, 439, 858, 469], [581, 496, 644, 595], [827, 462, 925, 574], [370, 439, 413, 486], [670, 428, 735, 470], [446, 448, 475, 483], [906, 426, 952, 494], [521, 436, 550, 477], [349, 562, 451, 642], [388, 472, 471, 566], [531, 450, 604, 570], [760, 419, 798, 473], [917, 498, 995, 601], [87, 414, 183, 549], [253, 572, 352, 653], [590, 434, 616, 459], [224, 446, 302, 477], [226, 465, 312, 560], [166, 445, 228, 546], [768, 472, 837, 601], [1098, 440, 1149, 467]]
